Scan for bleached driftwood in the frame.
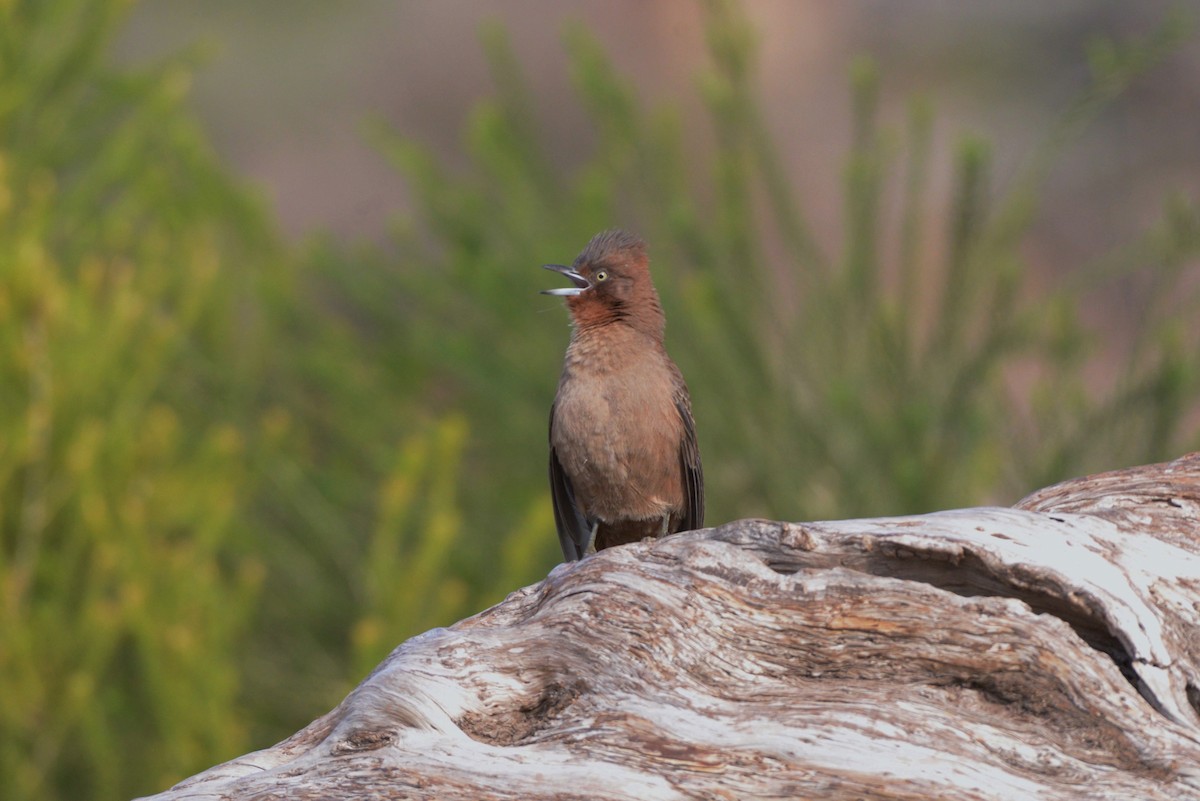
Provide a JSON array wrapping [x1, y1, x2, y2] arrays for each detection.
[[144, 454, 1200, 800]]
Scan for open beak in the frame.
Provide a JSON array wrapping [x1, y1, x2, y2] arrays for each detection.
[[540, 264, 589, 296]]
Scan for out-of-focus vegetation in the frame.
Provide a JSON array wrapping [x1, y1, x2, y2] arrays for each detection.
[[0, 1, 270, 798], [0, 1, 501, 797], [2, 1, 1197, 800]]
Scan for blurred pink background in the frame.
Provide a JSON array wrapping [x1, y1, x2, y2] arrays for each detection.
[[114, 0, 1199, 278]]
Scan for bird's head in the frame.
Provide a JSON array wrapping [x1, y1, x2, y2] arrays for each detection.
[[541, 229, 665, 337]]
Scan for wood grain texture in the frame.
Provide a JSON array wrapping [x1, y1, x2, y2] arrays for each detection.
[[143, 454, 1200, 800]]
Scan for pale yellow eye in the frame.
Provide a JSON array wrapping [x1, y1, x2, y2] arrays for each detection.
[[595, 270, 609, 282]]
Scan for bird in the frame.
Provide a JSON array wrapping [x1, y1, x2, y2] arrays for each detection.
[[541, 229, 703, 561]]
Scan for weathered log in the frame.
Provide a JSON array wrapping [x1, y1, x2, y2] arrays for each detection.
[[142, 454, 1200, 800]]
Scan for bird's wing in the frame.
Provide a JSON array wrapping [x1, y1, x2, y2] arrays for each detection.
[[549, 404, 591, 561], [675, 393, 705, 532]]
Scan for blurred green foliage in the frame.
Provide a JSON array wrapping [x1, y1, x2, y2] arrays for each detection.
[[0, 1, 270, 798], [367, 1, 1199, 526], [1, 1, 1198, 801]]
